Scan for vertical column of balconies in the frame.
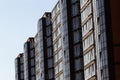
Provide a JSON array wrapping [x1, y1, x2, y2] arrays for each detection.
[[80, 0, 96, 80], [60, 0, 84, 80], [36, 14, 54, 80], [29, 38, 36, 80], [23, 38, 36, 80], [52, 1, 64, 80], [43, 13, 54, 80], [71, 0, 84, 80], [15, 53, 24, 80]]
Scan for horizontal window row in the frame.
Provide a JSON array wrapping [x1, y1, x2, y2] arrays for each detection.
[[53, 38, 62, 52], [56, 73, 63, 80], [52, 2, 60, 19], [83, 33, 94, 51], [55, 61, 63, 75], [81, 3, 92, 22], [53, 26, 61, 41], [84, 63, 95, 80], [54, 50, 63, 63], [80, 0, 88, 8], [84, 48, 95, 66], [82, 18, 93, 37], [52, 14, 61, 29]]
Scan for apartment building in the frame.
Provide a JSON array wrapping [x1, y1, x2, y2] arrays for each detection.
[[15, 53, 24, 80], [15, 0, 120, 80], [23, 38, 36, 80]]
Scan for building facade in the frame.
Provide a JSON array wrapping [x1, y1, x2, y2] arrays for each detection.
[[80, 0, 97, 80], [15, 0, 120, 80], [60, 0, 84, 80], [80, 0, 120, 80], [51, 1, 64, 80]]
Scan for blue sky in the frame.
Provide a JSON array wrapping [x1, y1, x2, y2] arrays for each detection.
[[0, 0, 57, 80]]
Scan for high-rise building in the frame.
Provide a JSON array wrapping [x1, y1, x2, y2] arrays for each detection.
[[23, 38, 36, 80], [15, 0, 120, 80], [15, 53, 24, 80]]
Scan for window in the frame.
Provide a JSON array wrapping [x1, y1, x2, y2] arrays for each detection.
[[82, 18, 93, 37], [84, 64, 95, 80], [47, 37, 52, 47], [47, 48, 52, 57], [58, 50, 62, 60], [54, 41, 58, 51], [46, 27, 51, 36], [74, 44, 80, 57], [84, 48, 95, 65], [53, 27, 61, 40], [57, 14, 61, 24], [48, 69, 54, 79], [31, 59, 35, 66], [59, 74, 64, 80], [58, 38, 62, 47], [72, 4, 79, 16], [55, 61, 63, 75], [46, 18, 50, 25], [72, 17, 79, 30], [30, 50, 34, 58], [75, 59, 81, 71], [54, 38, 62, 51], [83, 33, 94, 50], [80, 0, 88, 8], [20, 58, 23, 63], [54, 50, 62, 63], [31, 67, 35, 75], [73, 31, 80, 43], [48, 58, 53, 68], [75, 72, 83, 80], [20, 65, 24, 71], [81, 3, 92, 22]]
